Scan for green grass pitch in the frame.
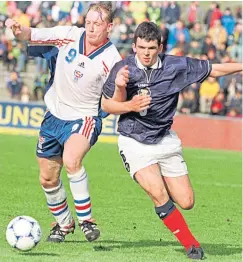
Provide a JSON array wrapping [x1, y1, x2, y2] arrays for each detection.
[[0, 134, 241, 262]]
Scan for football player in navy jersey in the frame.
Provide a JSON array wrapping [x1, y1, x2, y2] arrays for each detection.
[[7, 3, 122, 243], [102, 22, 242, 259]]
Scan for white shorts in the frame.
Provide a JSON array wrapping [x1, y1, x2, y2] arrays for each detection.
[[118, 130, 188, 179]]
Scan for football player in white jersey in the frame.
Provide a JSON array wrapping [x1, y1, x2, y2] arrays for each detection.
[[7, 3, 121, 243]]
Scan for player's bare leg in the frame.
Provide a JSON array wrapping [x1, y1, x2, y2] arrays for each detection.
[[163, 175, 194, 210], [63, 133, 100, 242], [134, 164, 204, 260], [135, 164, 170, 206], [38, 156, 75, 242]]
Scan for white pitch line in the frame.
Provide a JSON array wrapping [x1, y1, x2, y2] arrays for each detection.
[[193, 181, 242, 188]]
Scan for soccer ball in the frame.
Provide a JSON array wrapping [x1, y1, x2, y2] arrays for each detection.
[[6, 216, 42, 251]]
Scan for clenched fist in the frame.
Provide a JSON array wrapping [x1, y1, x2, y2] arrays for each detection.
[[115, 65, 129, 89]]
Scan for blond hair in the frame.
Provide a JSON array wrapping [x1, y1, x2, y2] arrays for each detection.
[[87, 3, 114, 23]]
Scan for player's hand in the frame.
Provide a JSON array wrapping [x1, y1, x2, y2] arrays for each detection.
[[128, 95, 151, 112], [5, 18, 22, 37], [115, 65, 129, 89]]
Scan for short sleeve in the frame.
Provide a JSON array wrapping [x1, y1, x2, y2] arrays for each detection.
[[186, 57, 212, 84], [102, 61, 124, 99], [169, 56, 212, 93]]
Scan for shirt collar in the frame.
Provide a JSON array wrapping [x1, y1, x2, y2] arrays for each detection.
[[135, 55, 162, 70]]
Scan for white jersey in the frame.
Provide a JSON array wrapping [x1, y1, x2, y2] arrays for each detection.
[[30, 26, 121, 120]]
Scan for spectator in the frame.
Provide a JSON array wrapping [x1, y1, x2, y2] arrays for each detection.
[[207, 48, 220, 64], [6, 51, 17, 71], [210, 91, 226, 115], [0, 35, 8, 62], [42, 12, 56, 28], [20, 84, 31, 103], [160, 1, 169, 23], [168, 20, 190, 50], [128, 1, 147, 24], [7, 71, 22, 99], [188, 41, 201, 56], [204, 2, 216, 29], [165, 1, 181, 27], [202, 35, 216, 55], [189, 22, 206, 44], [199, 77, 220, 113], [146, 1, 161, 26], [227, 108, 242, 118], [180, 89, 198, 114], [221, 8, 236, 37], [173, 33, 190, 55], [16, 42, 27, 72], [222, 72, 242, 102], [228, 22, 242, 62], [56, 1, 73, 21], [208, 19, 227, 49], [227, 89, 242, 116], [110, 17, 122, 46], [16, 2, 30, 13], [235, 6, 242, 20], [209, 3, 222, 28], [33, 76, 44, 101], [186, 1, 203, 29]]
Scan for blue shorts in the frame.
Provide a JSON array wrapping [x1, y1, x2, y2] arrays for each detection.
[[36, 111, 102, 158]]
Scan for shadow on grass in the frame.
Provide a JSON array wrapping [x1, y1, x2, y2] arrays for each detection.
[[66, 239, 241, 257], [20, 252, 59, 257]]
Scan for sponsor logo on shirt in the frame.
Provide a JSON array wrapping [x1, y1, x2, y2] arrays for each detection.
[[78, 62, 85, 68], [74, 70, 83, 82]]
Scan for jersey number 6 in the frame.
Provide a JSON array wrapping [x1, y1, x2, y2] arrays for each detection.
[[65, 48, 77, 63]]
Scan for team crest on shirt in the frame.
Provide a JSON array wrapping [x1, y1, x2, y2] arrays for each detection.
[[74, 70, 83, 82], [137, 87, 151, 97], [137, 87, 151, 117]]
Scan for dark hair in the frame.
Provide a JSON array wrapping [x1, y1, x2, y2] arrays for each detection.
[[87, 2, 114, 23], [134, 22, 162, 46]]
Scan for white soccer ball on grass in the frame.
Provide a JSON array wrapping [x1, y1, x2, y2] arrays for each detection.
[[6, 216, 42, 251]]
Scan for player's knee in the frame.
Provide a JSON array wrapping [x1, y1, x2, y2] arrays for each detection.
[[179, 197, 194, 210], [39, 175, 59, 188], [63, 158, 81, 174]]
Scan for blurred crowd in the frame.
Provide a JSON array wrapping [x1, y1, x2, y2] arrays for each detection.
[[0, 1, 242, 118]]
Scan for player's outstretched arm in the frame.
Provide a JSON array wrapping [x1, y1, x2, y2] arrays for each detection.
[[101, 95, 151, 115], [5, 19, 31, 41], [210, 63, 242, 78]]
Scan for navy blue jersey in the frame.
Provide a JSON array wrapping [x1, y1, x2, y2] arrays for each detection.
[[103, 54, 211, 144]]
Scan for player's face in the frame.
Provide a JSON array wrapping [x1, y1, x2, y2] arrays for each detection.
[[85, 10, 112, 46], [133, 38, 163, 67]]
